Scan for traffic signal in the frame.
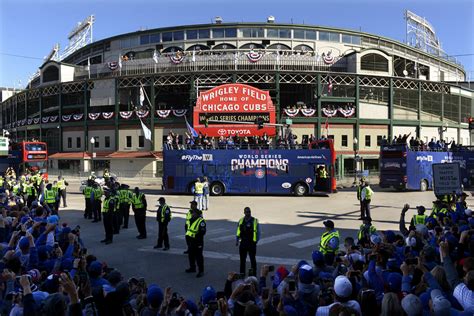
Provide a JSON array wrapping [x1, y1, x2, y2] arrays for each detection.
[[255, 117, 265, 130], [469, 117, 474, 130]]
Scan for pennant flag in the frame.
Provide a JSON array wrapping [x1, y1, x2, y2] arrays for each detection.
[[153, 49, 159, 64], [139, 86, 145, 107], [185, 116, 198, 138], [192, 50, 196, 62], [140, 118, 152, 141]]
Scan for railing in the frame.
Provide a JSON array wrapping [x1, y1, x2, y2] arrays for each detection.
[[75, 50, 347, 80]]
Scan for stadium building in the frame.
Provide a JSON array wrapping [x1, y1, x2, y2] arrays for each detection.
[[1, 15, 473, 178]]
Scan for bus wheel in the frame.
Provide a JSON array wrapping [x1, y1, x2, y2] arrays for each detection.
[[420, 180, 428, 192], [210, 182, 225, 196], [294, 183, 308, 196]]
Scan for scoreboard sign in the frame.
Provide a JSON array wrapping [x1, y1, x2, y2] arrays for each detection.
[[194, 84, 276, 137]]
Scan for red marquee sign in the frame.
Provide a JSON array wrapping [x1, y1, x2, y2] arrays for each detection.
[[194, 84, 276, 137]]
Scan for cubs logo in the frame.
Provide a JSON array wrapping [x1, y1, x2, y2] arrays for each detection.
[[255, 168, 265, 179]]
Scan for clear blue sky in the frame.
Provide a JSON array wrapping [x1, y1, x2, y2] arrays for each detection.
[[1, 0, 473, 88]]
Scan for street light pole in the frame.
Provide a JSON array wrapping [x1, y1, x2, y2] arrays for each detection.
[[90, 137, 95, 173], [353, 137, 358, 186]]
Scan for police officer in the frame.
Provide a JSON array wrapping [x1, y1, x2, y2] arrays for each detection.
[[57, 175, 68, 207], [83, 180, 94, 219], [101, 190, 115, 245], [357, 217, 376, 246], [202, 176, 210, 211], [317, 165, 328, 190], [360, 180, 373, 220], [319, 220, 340, 265], [194, 178, 204, 210], [185, 206, 206, 278], [112, 188, 121, 235], [131, 187, 147, 239], [103, 168, 111, 184], [356, 177, 365, 218], [154, 197, 171, 250], [43, 183, 58, 215], [117, 184, 132, 229], [236, 207, 260, 276], [184, 201, 200, 254], [91, 182, 103, 223], [25, 180, 37, 208], [411, 205, 427, 226], [52, 180, 60, 211]]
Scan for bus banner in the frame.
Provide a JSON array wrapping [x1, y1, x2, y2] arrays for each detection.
[[194, 84, 276, 137]]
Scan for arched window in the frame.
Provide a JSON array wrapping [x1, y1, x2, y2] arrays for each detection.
[[186, 44, 210, 51], [240, 43, 265, 50], [161, 46, 183, 53], [267, 43, 291, 51], [42, 65, 59, 82], [213, 43, 237, 50], [360, 53, 388, 72]]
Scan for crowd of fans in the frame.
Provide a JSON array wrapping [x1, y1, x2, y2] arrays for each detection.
[[381, 132, 467, 152], [0, 163, 472, 315]]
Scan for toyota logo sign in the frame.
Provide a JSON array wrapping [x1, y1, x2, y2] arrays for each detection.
[[217, 129, 227, 136]]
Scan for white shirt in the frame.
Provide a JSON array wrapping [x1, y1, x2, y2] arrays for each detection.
[[316, 301, 361, 316], [453, 283, 474, 313]]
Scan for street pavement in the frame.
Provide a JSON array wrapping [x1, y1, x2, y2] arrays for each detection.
[[59, 183, 447, 298]]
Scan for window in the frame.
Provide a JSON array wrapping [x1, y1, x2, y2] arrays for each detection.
[[67, 137, 72, 149], [187, 30, 198, 40], [140, 35, 150, 45], [76, 137, 81, 148], [365, 135, 371, 147], [212, 28, 224, 38], [328, 135, 335, 140], [150, 33, 160, 43], [126, 136, 132, 148], [279, 29, 291, 38], [377, 135, 383, 146], [267, 29, 278, 38], [94, 136, 99, 148], [329, 32, 340, 42], [319, 31, 330, 41], [139, 136, 145, 148], [225, 28, 237, 37], [342, 34, 352, 44], [105, 136, 111, 148], [341, 135, 348, 147], [305, 30, 317, 40], [198, 29, 210, 39], [173, 31, 184, 41], [241, 28, 264, 38], [162, 32, 172, 42], [294, 29, 305, 39], [360, 53, 389, 72]]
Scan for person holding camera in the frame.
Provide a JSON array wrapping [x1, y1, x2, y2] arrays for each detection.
[[236, 207, 260, 276]]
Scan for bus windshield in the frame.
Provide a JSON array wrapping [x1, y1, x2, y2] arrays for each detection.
[[24, 143, 47, 151], [25, 161, 47, 173]]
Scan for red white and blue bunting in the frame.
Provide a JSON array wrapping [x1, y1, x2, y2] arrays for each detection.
[[62, 115, 72, 122], [102, 112, 114, 120], [170, 52, 185, 64], [322, 51, 336, 65], [50, 116, 58, 122], [33, 118, 40, 124], [284, 108, 299, 117], [338, 107, 355, 117], [301, 109, 317, 117], [322, 107, 338, 117], [136, 110, 149, 118], [108, 62, 119, 70], [120, 111, 134, 119], [156, 110, 170, 118], [322, 105, 356, 118], [89, 113, 100, 120], [172, 109, 187, 117], [21, 119, 27, 126], [73, 114, 84, 121], [27, 119, 33, 125], [42, 117, 49, 123], [246, 51, 263, 63]]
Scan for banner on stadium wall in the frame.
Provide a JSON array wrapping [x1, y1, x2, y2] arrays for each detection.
[[193, 84, 276, 137]]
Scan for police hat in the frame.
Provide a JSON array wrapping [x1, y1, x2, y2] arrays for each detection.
[[416, 205, 426, 213], [189, 201, 198, 205], [323, 220, 335, 228], [158, 197, 165, 202]]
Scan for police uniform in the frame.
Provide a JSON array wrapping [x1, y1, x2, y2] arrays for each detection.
[[319, 220, 340, 264], [26, 182, 37, 208], [117, 185, 132, 229], [131, 189, 147, 239], [92, 184, 103, 222], [356, 179, 364, 219], [83, 182, 94, 219], [194, 180, 204, 210], [57, 177, 68, 207], [185, 212, 206, 277], [357, 222, 377, 244], [236, 209, 260, 275], [360, 183, 373, 219], [155, 199, 171, 250], [101, 193, 116, 244], [43, 185, 58, 215], [112, 191, 121, 234]]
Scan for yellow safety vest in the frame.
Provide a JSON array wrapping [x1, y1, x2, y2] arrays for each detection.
[[194, 182, 204, 194], [57, 180, 66, 190], [26, 184, 36, 196], [132, 192, 144, 209], [363, 186, 373, 200], [319, 169, 328, 178], [44, 189, 56, 204], [357, 225, 376, 240], [236, 217, 258, 242], [12, 185, 20, 195], [0, 178, 3, 187], [83, 186, 93, 198], [185, 217, 204, 238], [413, 214, 427, 225], [102, 197, 112, 213], [161, 204, 172, 221], [118, 189, 131, 204], [319, 230, 340, 254], [185, 210, 192, 229], [94, 187, 103, 200]]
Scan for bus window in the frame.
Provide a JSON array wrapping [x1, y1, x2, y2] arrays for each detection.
[[207, 165, 216, 175], [176, 165, 186, 176], [217, 165, 226, 175], [186, 165, 194, 175]]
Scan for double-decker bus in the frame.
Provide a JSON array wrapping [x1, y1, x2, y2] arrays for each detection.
[[162, 139, 336, 196], [379, 144, 472, 191], [11, 141, 49, 179]]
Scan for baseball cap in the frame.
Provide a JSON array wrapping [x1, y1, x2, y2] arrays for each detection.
[[323, 220, 334, 228], [158, 197, 165, 202], [430, 289, 451, 316], [189, 201, 197, 205], [465, 208, 472, 216], [416, 205, 426, 213], [334, 275, 352, 298], [401, 294, 423, 316], [47, 215, 59, 225], [370, 234, 382, 245], [273, 266, 289, 289], [298, 264, 313, 284], [312, 250, 324, 264], [147, 285, 164, 309], [405, 236, 416, 247], [201, 286, 216, 305]]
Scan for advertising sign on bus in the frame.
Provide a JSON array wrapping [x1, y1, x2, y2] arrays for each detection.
[[193, 84, 276, 137]]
